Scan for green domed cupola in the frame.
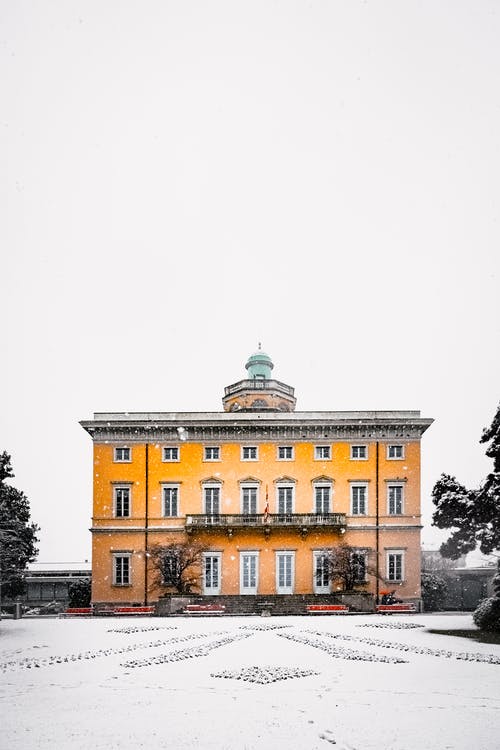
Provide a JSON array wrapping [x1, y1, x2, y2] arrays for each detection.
[[245, 344, 274, 380], [222, 345, 296, 412]]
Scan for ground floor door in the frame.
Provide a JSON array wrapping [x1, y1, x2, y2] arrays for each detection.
[[203, 553, 221, 595], [276, 552, 294, 594], [240, 552, 259, 594], [313, 551, 330, 593]]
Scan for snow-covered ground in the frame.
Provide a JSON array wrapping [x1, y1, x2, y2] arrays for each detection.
[[1, 613, 499, 750]]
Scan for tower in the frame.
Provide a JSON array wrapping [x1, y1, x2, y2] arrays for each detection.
[[222, 345, 296, 412]]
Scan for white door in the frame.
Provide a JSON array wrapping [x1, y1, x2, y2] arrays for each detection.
[[276, 552, 294, 594], [203, 553, 221, 594], [240, 552, 259, 594], [313, 552, 330, 593]]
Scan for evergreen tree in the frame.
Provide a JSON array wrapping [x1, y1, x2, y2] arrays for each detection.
[[431, 403, 500, 558], [68, 579, 91, 608], [0, 452, 39, 599], [421, 572, 448, 611]]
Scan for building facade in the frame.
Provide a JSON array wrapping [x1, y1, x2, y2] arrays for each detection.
[[81, 350, 433, 609]]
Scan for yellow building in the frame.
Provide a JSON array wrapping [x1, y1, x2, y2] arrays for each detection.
[[80, 349, 433, 611]]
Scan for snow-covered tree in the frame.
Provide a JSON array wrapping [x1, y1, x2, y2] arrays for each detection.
[[431, 403, 500, 558], [68, 579, 91, 608], [0, 452, 39, 600], [421, 572, 448, 611]]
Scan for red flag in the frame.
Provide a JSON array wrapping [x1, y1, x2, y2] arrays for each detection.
[[264, 485, 270, 521]]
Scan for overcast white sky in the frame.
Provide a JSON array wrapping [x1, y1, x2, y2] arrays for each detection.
[[2, 1, 499, 564]]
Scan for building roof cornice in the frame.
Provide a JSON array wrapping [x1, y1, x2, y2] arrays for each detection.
[[80, 410, 433, 442]]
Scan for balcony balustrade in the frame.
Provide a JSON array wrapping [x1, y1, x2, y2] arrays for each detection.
[[185, 512, 346, 536]]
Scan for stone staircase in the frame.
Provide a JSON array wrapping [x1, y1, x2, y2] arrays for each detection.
[[157, 592, 374, 616]]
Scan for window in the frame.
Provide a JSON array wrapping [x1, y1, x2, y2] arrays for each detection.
[[387, 444, 404, 459], [113, 486, 131, 518], [163, 446, 179, 462], [162, 554, 180, 586], [387, 551, 404, 581], [203, 553, 221, 594], [277, 485, 294, 517], [278, 446, 294, 460], [114, 447, 131, 462], [315, 445, 331, 460], [241, 485, 258, 518], [163, 485, 179, 517], [204, 446, 220, 461], [313, 552, 330, 593], [388, 484, 404, 515], [241, 446, 258, 461], [351, 483, 368, 515], [314, 484, 331, 515], [113, 554, 131, 585], [204, 484, 221, 515], [351, 445, 367, 460], [352, 551, 367, 582]]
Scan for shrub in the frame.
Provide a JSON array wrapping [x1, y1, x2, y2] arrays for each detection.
[[421, 572, 448, 611], [68, 579, 91, 608], [473, 597, 500, 632]]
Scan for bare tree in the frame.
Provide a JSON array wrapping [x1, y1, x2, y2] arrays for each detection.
[[149, 540, 208, 594], [324, 544, 376, 592]]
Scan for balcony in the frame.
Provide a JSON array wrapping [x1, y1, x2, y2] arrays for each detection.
[[185, 512, 346, 538]]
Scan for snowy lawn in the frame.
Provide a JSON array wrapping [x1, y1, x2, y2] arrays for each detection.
[[1, 613, 499, 750]]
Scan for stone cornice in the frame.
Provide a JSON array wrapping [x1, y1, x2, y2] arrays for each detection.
[[80, 411, 433, 443]]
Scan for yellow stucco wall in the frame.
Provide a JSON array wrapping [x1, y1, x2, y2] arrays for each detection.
[[91, 439, 422, 604]]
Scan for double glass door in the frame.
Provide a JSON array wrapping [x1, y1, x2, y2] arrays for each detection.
[[240, 552, 259, 594], [276, 552, 294, 594]]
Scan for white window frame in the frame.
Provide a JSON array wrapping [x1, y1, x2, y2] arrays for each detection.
[[387, 483, 404, 515], [240, 483, 259, 516], [204, 446, 220, 462], [313, 551, 330, 593], [314, 445, 331, 460], [351, 550, 367, 583], [241, 445, 258, 461], [276, 484, 295, 517], [350, 444, 368, 460], [350, 482, 368, 515], [113, 484, 131, 518], [113, 553, 131, 586], [240, 551, 259, 594], [277, 445, 294, 461], [162, 483, 180, 517], [203, 483, 221, 516], [161, 553, 180, 587], [386, 550, 405, 582], [114, 446, 131, 463], [275, 551, 295, 594], [313, 483, 332, 515], [203, 552, 222, 594], [387, 444, 404, 460], [163, 446, 180, 462]]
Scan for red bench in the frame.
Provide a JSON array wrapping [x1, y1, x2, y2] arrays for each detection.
[[306, 604, 349, 614], [376, 603, 417, 614], [93, 606, 155, 616], [113, 606, 155, 615], [63, 607, 93, 617]]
